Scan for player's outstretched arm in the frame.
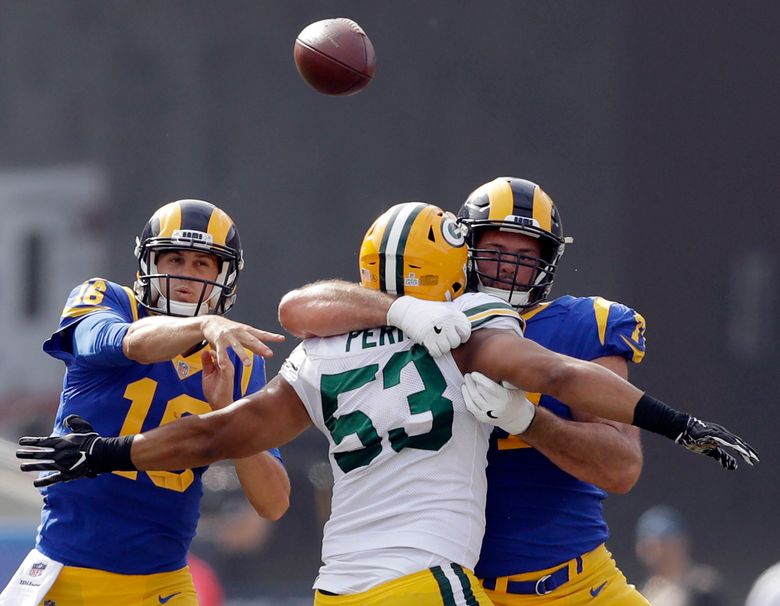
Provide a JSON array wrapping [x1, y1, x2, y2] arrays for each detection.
[[279, 280, 393, 338], [454, 329, 759, 469], [123, 314, 285, 368], [279, 279, 470, 357], [17, 376, 311, 487]]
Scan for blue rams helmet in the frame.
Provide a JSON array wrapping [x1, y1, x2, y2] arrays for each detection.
[[133, 199, 244, 317], [457, 177, 572, 308]]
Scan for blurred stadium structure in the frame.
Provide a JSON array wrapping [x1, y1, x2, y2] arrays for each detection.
[[0, 2, 777, 604], [0, 437, 41, 584]]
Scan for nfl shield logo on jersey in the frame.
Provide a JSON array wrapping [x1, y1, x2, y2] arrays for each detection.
[[29, 561, 47, 577], [177, 360, 190, 380]]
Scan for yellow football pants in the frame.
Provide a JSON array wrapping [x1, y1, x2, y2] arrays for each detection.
[[40, 564, 198, 606], [483, 544, 649, 605], [314, 563, 495, 605]]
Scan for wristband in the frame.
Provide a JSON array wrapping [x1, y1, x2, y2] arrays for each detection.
[[632, 393, 690, 440], [89, 435, 137, 472]]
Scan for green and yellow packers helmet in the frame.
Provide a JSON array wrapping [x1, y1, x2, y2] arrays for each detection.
[[359, 202, 468, 302], [133, 199, 244, 317], [457, 177, 573, 308]]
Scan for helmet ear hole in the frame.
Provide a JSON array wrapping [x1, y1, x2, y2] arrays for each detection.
[[427, 226, 436, 242]]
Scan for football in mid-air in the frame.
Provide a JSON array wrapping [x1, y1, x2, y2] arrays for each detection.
[[294, 18, 376, 96]]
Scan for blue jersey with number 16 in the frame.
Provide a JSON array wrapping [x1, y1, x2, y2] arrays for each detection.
[[36, 278, 278, 574]]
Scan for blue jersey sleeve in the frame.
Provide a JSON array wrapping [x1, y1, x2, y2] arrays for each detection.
[[570, 296, 647, 363], [71, 312, 133, 368], [43, 279, 140, 365], [600, 298, 647, 363]]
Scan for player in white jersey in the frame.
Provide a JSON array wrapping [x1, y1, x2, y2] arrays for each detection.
[[280, 288, 521, 597], [18, 203, 757, 606]]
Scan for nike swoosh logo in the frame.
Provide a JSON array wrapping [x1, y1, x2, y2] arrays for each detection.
[[486, 410, 498, 419], [68, 452, 87, 471], [590, 581, 608, 598], [159, 593, 181, 604], [433, 326, 442, 334]]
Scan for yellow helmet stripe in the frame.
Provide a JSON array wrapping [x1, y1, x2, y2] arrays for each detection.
[[487, 178, 515, 221], [207, 208, 233, 247], [532, 187, 553, 232], [156, 202, 183, 238]]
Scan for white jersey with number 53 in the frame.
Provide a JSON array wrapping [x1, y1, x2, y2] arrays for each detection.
[[279, 292, 523, 572]]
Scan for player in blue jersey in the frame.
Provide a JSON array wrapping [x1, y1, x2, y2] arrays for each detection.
[[456, 177, 649, 604], [0, 199, 289, 606]]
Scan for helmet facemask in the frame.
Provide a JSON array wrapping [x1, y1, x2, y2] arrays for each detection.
[[144, 250, 234, 317], [468, 225, 564, 308]]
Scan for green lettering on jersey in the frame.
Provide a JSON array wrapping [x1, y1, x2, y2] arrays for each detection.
[[320, 344, 453, 474], [321, 365, 381, 473], [384, 344, 453, 452], [361, 329, 378, 349], [345, 331, 362, 353], [379, 326, 396, 346]]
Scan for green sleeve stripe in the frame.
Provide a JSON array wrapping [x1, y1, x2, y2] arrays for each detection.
[[471, 314, 525, 331], [463, 301, 515, 316]]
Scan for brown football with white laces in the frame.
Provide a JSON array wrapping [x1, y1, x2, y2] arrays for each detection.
[[294, 18, 376, 96]]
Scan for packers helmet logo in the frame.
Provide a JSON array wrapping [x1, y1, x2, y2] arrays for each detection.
[[441, 215, 466, 247]]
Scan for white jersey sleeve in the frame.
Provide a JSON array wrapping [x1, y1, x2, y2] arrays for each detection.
[[453, 292, 524, 337]]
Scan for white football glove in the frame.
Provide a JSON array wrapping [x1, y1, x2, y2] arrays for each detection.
[[386, 296, 471, 357], [462, 371, 537, 435]]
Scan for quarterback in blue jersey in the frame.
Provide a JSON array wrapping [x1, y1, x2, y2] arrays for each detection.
[[457, 177, 649, 604], [1, 199, 289, 606]]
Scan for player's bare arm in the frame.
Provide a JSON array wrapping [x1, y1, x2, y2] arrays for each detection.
[[123, 314, 285, 367], [133, 375, 310, 471], [521, 356, 643, 494], [454, 329, 641, 423], [279, 279, 470, 357], [452, 328, 757, 470], [17, 375, 311, 487], [279, 279, 394, 338]]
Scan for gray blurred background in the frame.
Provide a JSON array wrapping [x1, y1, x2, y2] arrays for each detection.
[[0, 1, 777, 604]]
